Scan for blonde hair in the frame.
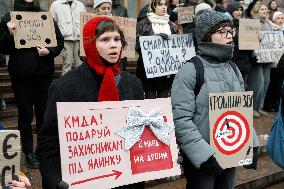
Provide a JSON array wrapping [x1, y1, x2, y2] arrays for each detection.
[[250, 1, 266, 17]]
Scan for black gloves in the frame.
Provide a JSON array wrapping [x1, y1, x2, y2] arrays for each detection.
[[200, 156, 224, 177], [56, 181, 69, 189], [156, 33, 169, 40], [243, 147, 259, 170]]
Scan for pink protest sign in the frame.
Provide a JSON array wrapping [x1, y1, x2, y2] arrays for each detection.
[[57, 98, 181, 189]]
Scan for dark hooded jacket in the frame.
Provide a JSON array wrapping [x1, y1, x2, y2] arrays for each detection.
[[0, 0, 64, 77], [112, 0, 128, 17]]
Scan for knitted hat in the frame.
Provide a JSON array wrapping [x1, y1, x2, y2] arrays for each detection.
[[195, 3, 212, 14], [93, 0, 112, 10], [83, 17, 121, 102], [226, 2, 243, 14], [195, 10, 231, 43], [272, 11, 284, 22]]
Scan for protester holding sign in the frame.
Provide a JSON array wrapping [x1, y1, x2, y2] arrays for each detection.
[[247, 1, 273, 118], [136, 0, 179, 99], [171, 10, 259, 189], [0, 0, 64, 169], [227, 1, 253, 86], [37, 16, 145, 189]]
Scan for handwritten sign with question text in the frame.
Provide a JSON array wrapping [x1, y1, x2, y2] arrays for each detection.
[[209, 92, 254, 169], [11, 11, 57, 49], [238, 19, 260, 50], [57, 99, 181, 189], [139, 34, 196, 78], [0, 130, 21, 188], [255, 31, 284, 66], [80, 13, 137, 59]]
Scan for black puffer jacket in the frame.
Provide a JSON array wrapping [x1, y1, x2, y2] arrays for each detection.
[[0, 0, 64, 77]]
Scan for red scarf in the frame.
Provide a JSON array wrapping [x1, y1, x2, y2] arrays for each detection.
[[83, 17, 121, 102]]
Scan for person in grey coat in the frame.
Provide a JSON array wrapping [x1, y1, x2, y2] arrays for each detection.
[[171, 10, 260, 189]]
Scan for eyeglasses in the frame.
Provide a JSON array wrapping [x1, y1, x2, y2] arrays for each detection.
[[215, 29, 236, 38]]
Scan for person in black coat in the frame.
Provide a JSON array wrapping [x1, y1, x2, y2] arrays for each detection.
[[227, 1, 253, 86], [37, 16, 145, 189], [0, 0, 64, 169]]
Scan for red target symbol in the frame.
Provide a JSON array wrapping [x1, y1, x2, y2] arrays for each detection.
[[213, 111, 250, 155]]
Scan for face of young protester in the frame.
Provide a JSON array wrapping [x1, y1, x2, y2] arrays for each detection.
[[232, 8, 243, 20], [155, 0, 168, 16], [172, 0, 179, 5], [274, 14, 284, 26], [97, 3, 112, 16], [258, 5, 268, 17], [222, 0, 230, 9], [96, 31, 122, 64], [210, 26, 234, 45], [270, 1, 277, 10]]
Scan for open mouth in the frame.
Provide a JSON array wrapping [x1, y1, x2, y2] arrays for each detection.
[[227, 41, 233, 45], [109, 52, 118, 56]]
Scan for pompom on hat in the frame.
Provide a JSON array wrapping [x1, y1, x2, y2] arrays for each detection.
[[195, 10, 231, 43], [195, 3, 212, 14]]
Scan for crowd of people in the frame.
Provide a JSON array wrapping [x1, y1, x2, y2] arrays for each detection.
[[0, 0, 283, 188]]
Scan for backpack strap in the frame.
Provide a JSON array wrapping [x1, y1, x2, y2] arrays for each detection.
[[186, 56, 204, 96]]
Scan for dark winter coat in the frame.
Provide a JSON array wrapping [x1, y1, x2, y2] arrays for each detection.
[[135, 17, 179, 90], [0, 12, 64, 77], [112, 1, 128, 17], [37, 62, 144, 189], [232, 20, 253, 74]]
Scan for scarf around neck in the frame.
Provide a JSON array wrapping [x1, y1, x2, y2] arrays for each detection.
[[83, 17, 121, 102], [198, 42, 234, 63], [147, 12, 172, 35]]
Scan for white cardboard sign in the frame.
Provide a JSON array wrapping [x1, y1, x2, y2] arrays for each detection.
[[139, 34, 196, 78]]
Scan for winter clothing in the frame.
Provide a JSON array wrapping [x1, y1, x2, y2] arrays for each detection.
[[0, 0, 64, 156], [147, 12, 172, 35], [272, 11, 284, 22], [247, 15, 272, 110], [226, 1, 243, 14], [112, 0, 128, 17], [195, 3, 212, 14], [195, 10, 231, 43], [37, 16, 144, 189], [135, 16, 179, 98], [83, 16, 121, 102], [50, 0, 86, 75], [172, 11, 259, 188], [50, 0, 86, 41], [93, 0, 112, 10]]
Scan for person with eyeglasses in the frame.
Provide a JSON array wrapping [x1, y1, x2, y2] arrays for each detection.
[[171, 9, 259, 189], [227, 1, 254, 88]]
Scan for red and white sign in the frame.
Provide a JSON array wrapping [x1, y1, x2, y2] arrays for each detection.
[[209, 92, 254, 169], [57, 98, 181, 189]]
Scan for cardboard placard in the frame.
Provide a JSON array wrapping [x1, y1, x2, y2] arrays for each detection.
[[139, 34, 196, 78], [57, 98, 181, 189], [238, 19, 260, 50], [0, 130, 21, 187], [177, 6, 194, 24], [80, 13, 137, 59], [209, 92, 253, 169], [11, 11, 57, 49], [255, 31, 284, 65]]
